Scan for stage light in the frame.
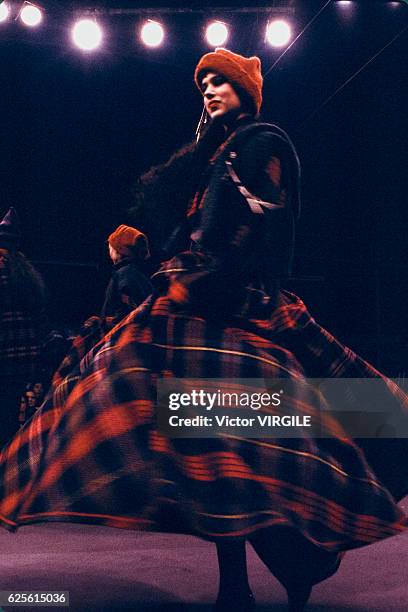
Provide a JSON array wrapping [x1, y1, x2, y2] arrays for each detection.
[[0, 2, 10, 23], [206, 21, 229, 47], [140, 20, 164, 48], [265, 20, 292, 48], [336, 1, 356, 20], [20, 3, 43, 27], [72, 19, 103, 52]]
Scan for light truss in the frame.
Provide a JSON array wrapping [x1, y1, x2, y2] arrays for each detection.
[[76, 7, 295, 16]]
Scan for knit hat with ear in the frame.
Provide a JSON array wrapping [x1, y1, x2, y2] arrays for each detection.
[[194, 48, 263, 115], [108, 224, 150, 260], [0, 207, 21, 250]]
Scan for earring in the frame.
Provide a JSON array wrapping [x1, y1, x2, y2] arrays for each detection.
[[195, 105, 209, 142]]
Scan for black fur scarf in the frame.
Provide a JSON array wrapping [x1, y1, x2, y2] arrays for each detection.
[[128, 120, 229, 260]]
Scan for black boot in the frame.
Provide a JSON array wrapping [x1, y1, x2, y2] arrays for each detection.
[[287, 583, 313, 612], [214, 590, 256, 612], [249, 526, 342, 611], [215, 541, 256, 612]]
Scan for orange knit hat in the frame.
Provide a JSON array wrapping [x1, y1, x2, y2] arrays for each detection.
[[108, 225, 150, 259], [194, 48, 263, 115]]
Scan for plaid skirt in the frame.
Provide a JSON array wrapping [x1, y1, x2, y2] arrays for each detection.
[[0, 257, 407, 553]]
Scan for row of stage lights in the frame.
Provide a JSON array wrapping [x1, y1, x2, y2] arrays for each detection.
[[0, 2, 293, 51], [0, 3, 293, 51], [0, 2, 404, 52]]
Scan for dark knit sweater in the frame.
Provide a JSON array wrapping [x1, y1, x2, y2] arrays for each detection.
[[101, 258, 152, 319]]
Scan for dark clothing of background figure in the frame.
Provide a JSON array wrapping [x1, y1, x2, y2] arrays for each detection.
[[101, 258, 152, 319]]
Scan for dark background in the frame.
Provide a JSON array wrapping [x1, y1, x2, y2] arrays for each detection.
[[1, 0, 407, 373]]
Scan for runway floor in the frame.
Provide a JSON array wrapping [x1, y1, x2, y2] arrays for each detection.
[[0, 497, 407, 611]]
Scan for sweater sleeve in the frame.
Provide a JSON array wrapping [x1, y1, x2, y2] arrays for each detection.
[[183, 126, 299, 303], [234, 131, 292, 209], [116, 265, 152, 308], [233, 130, 298, 284]]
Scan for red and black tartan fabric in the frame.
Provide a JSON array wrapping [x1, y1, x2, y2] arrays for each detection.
[[0, 260, 407, 553]]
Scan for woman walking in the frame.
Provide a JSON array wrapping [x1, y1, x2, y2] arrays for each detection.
[[0, 50, 407, 611]]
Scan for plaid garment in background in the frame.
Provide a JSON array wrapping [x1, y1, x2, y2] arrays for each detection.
[[1, 269, 52, 447], [0, 264, 407, 552], [0, 272, 47, 383]]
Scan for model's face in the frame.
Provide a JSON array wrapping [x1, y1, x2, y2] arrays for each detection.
[[0, 248, 9, 269], [201, 72, 242, 120], [109, 244, 121, 264]]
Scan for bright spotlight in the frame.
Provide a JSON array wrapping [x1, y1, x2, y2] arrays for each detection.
[[206, 21, 229, 47], [20, 4, 43, 27], [0, 2, 10, 23], [72, 19, 103, 52], [140, 20, 164, 48], [266, 20, 292, 48]]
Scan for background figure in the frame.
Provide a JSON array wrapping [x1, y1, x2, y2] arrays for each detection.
[[25, 388, 37, 416], [31, 381, 44, 405], [24, 387, 38, 422], [18, 385, 43, 428], [18, 394, 27, 429], [101, 224, 152, 320], [0, 207, 49, 448]]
